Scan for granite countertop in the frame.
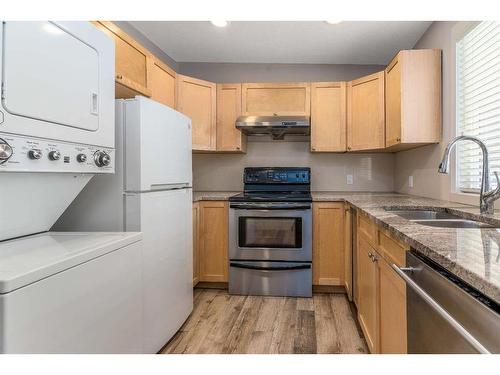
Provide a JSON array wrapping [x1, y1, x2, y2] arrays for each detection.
[[193, 191, 240, 201], [194, 190, 500, 303]]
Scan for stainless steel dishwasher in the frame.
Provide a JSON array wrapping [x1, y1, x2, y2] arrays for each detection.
[[393, 251, 500, 354]]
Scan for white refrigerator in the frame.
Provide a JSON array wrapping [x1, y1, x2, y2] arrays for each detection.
[[54, 96, 193, 353]]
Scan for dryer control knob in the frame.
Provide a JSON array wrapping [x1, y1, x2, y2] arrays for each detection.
[[94, 150, 111, 167], [0, 139, 13, 163], [28, 149, 42, 160], [76, 153, 87, 163], [48, 150, 61, 161]]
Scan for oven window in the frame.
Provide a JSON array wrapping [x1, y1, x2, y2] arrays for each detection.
[[238, 217, 302, 248]]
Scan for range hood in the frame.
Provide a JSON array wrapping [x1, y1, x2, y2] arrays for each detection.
[[235, 115, 310, 140]]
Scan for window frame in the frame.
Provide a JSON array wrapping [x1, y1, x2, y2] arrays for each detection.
[[449, 21, 486, 206]]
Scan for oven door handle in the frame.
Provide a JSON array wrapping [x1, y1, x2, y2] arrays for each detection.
[[230, 262, 311, 271]]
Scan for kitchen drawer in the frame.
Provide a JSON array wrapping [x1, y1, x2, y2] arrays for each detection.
[[357, 213, 378, 246], [378, 229, 409, 267]]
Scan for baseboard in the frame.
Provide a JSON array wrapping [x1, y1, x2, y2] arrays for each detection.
[[313, 285, 346, 294], [196, 283, 346, 294], [195, 282, 228, 290]]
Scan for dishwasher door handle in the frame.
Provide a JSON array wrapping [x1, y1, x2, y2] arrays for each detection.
[[391, 263, 491, 354]]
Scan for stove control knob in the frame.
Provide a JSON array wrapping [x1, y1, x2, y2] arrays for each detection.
[[0, 139, 13, 163], [48, 150, 61, 161], [94, 150, 111, 167], [28, 149, 42, 160], [76, 153, 87, 163]]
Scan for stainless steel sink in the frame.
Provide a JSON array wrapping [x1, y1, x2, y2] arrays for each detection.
[[385, 208, 497, 229], [411, 219, 495, 229], [388, 209, 462, 221]]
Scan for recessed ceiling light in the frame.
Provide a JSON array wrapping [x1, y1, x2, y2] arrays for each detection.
[[210, 21, 228, 27], [325, 20, 342, 25]]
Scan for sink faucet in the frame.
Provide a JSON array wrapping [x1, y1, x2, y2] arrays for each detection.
[[438, 135, 500, 214]]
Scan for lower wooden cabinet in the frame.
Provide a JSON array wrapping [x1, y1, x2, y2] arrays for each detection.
[[354, 211, 408, 354], [312, 202, 344, 286], [344, 205, 353, 300], [192, 202, 200, 285], [198, 201, 229, 282], [378, 256, 407, 353], [357, 235, 379, 353]]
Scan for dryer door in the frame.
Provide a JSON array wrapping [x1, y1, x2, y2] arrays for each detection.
[[1, 21, 99, 131], [2, 22, 99, 131]]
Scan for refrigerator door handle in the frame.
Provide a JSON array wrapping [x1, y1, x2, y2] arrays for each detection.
[[150, 183, 191, 191], [125, 183, 191, 194]]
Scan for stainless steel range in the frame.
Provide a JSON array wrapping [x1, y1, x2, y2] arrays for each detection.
[[228, 167, 312, 297]]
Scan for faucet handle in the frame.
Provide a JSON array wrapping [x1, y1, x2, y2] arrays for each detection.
[[494, 171, 500, 187], [485, 171, 500, 200]]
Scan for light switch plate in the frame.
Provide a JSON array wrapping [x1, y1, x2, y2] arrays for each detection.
[[409, 175, 414, 188], [347, 174, 353, 185]]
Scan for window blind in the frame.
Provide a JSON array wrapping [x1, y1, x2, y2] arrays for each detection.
[[456, 21, 500, 193]]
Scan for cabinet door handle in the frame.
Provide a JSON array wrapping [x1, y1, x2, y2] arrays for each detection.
[[347, 146, 352, 151], [116, 74, 123, 80]]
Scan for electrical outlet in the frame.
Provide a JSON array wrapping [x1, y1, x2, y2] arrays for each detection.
[[409, 175, 414, 188], [347, 174, 353, 185]]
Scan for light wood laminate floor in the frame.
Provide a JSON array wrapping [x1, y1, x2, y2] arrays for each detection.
[[161, 288, 368, 354]]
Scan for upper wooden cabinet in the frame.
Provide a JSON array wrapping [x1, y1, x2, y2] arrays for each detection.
[[385, 49, 442, 150], [151, 58, 176, 108], [312, 202, 345, 286], [347, 72, 385, 151], [310, 82, 347, 152], [176, 74, 217, 151], [216, 84, 246, 152], [93, 21, 153, 98], [241, 82, 311, 116]]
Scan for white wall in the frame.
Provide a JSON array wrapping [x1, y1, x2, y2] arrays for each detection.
[[193, 140, 394, 192]]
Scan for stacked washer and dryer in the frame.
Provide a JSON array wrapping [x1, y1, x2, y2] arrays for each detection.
[[0, 21, 192, 353]]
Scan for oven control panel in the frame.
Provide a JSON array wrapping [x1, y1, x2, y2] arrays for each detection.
[[0, 133, 114, 173], [244, 167, 310, 184]]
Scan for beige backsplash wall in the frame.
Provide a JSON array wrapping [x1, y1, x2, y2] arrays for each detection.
[[394, 21, 483, 206], [193, 141, 394, 192]]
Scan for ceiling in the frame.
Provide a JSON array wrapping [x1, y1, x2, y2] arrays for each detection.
[[129, 21, 432, 65]]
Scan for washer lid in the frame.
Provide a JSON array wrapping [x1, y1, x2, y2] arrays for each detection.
[[0, 232, 142, 293]]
